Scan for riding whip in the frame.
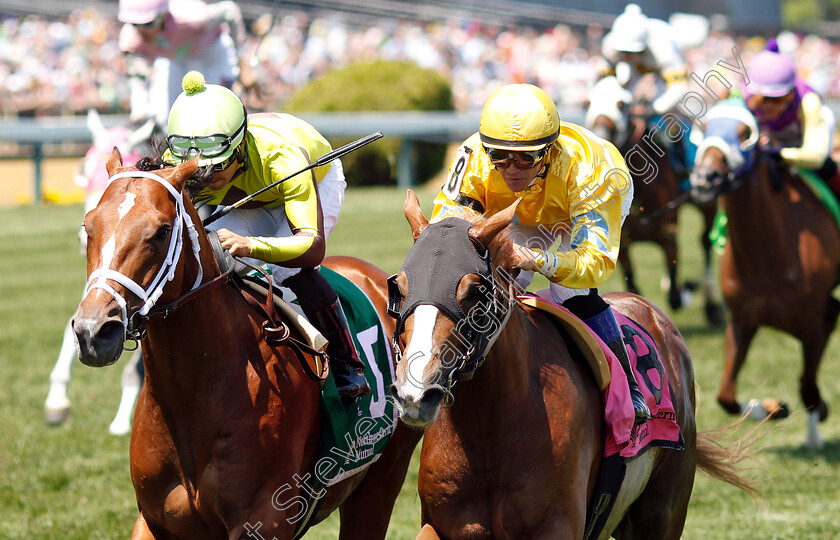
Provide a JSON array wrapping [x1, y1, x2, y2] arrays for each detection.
[[203, 131, 383, 226], [639, 190, 692, 226]]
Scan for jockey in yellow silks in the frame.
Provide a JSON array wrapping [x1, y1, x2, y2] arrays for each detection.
[[585, 4, 690, 173], [163, 71, 370, 398], [432, 83, 651, 425]]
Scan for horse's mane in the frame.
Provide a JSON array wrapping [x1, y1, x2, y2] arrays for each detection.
[[136, 138, 171, 172]]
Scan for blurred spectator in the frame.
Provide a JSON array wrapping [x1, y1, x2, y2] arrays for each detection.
[[2, 7, 840, 120], [117, 0, 256, 129]]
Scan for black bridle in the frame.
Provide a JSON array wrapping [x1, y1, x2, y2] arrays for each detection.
[[387, 218, 513, 403]]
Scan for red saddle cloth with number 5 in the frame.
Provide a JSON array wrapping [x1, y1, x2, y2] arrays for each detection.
[[519, 293, 684, 460]]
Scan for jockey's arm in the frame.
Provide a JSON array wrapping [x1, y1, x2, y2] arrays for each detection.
[[246, 168, 326, 268], [652, 67, 688, 116], [779, 92, 832, 170], [524, 157, 630, 289], [204, 0, 255, 87], [124, 54, 153, 122]]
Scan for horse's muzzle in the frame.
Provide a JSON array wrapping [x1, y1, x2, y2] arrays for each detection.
[[73, 316, 125, 367], [390, 382, 443, 428]]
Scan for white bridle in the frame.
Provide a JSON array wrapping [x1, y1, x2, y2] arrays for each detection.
[[83, 171, 203, 337]]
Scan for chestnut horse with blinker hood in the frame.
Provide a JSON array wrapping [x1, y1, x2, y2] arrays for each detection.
[[690, 98, 840, 449], [72, 150, 421, 538], [390, 190, 756, 540]]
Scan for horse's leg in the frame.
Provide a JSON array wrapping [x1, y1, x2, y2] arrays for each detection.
[[700, 205, 725, 326], [661, 224, 685, 311], [45, 318, 76, 424], [109, 349, 144, 435], [130, 513, 157, 539], [618, 245, 641, 295], [415, 524, 442, 540], [613, 449, 696, 539], [337, 425, 422, 540], [796, 298, 838, 449], [717, 320, 757, 415]]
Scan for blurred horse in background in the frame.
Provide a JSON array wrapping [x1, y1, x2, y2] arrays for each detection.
[[690, 98, 840, 449], [588, 71, 724, 326], [44, 109, 155, 434]]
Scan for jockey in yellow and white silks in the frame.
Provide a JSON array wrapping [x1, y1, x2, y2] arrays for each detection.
[[163, 71, 370, 399], [431, 83, 650, 425], [432, 127, 631, 292], [585, 4, 688, 139]]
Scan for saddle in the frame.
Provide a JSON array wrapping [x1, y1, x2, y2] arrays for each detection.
[[521, 291, 685, 540]]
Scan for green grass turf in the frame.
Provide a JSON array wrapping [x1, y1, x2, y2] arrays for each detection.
[[2, 187, 839, 538]]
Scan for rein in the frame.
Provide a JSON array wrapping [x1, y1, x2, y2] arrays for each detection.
[[84, 170, 327, 381]]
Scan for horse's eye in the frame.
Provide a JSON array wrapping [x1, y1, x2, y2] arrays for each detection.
[[155, 224, 172, 242]]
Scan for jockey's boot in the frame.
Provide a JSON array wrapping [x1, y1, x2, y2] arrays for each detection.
[[565, 291, 651, 425], [284, 268, 371, 399], [308, 298, 371, 399], [605, 333, 652, 426]]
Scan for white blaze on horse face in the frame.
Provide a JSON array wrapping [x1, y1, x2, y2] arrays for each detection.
[[96, 192, 135, 271], [118, 192, 136, 220], [401, 304, 439, 401]]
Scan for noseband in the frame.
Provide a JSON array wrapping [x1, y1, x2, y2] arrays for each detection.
[[83, 171, 203, 342], [387, 218, 513, 400]]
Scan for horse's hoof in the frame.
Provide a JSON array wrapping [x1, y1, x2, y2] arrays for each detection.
[[764, 399, 790, 420], [815, 401, 829, 422], [45, 406, 70, 425], [739, 398, 789, 421], [717, 397, 742, 415], [704, 303, 726, 327], [109, 419, 131, 436]]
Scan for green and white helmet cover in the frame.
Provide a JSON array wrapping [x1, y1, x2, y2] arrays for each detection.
[[164, 71, 247, 166]]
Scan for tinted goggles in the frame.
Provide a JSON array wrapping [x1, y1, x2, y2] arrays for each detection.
[[483, 146, 547, 168], [133, 15, 165, 29], [167, 120, 246, 161]]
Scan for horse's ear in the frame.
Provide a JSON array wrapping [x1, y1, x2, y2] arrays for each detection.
[[86, 108, 106, 144], [167, 156, 201, 192], [404, 189, 429, 241], [126, 118, 156, 152], [105, 147, 123, 176], [469, 198, 521, 247]]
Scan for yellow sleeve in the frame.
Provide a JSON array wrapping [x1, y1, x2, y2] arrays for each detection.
[[533, 137, 631, 288], [779, 92, 831, 169], [431, 141, 487, 221], [247, 164, 321, 264]]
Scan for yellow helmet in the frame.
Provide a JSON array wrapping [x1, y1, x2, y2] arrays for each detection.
[[479, 84, 560, 151]]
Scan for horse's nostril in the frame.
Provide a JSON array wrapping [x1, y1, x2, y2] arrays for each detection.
[[389, 384, 404, 405], [420, 388, 444, 408], [98, 321, 125, 344]]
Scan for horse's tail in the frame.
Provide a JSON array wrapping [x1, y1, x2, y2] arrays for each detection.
[[695, 419, 766, 501]]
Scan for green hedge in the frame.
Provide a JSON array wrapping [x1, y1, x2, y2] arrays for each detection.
[[284, 60, 454, 186]]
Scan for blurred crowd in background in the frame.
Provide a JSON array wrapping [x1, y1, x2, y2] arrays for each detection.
[[3, 6, 840, 118]]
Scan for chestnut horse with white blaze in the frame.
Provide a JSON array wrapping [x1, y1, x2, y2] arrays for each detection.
[[390, 190, 756, 539], [72, 150, 421, 538]]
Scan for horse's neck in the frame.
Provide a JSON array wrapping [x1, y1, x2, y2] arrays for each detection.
[[449, 312, 533, 421], [722, 157, 799, 264]]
